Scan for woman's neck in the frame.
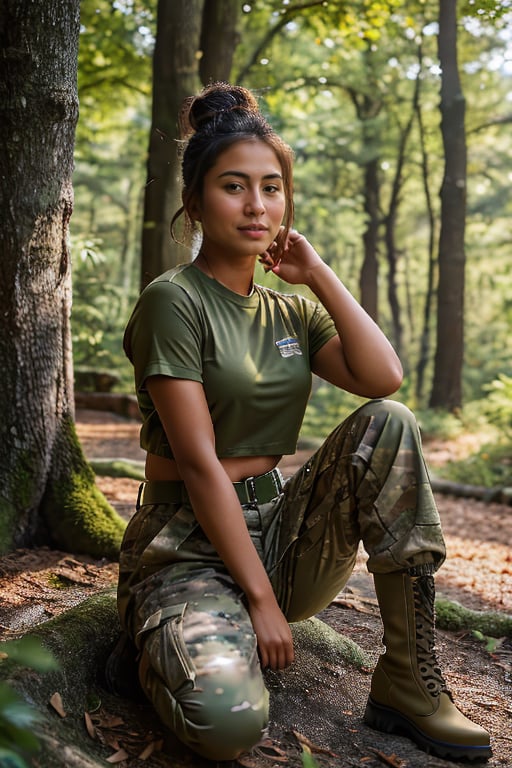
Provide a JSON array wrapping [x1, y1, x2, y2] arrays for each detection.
[[195, 251, 255, 296]]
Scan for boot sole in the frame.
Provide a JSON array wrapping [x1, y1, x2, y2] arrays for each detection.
[[364, 697, 492, 763]]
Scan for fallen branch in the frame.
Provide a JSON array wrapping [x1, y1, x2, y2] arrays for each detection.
[[436, 598, 512, 638], [89, 458, 145, 481], [430, 475, 512, 505]]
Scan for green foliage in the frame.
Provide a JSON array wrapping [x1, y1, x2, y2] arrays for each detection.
[[482, 374, 512, 439], [300, 382, 365, 443], [417, 380, 512, 489], [437, 440, 511, 489], [78, 0, 153, 115], [0, 638, 57, 768], [71, 0, 512, 411], [471, 630, 502, 654], [0, 637, 57, 674], [414, 408, 466, 442], [71, 236, 134, 389]]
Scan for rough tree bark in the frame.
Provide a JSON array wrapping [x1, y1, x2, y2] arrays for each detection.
[[429, 0, 467, 410], [0, 0, 125, 557]]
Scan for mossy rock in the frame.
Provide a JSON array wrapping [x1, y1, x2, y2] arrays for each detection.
[[0, 592, 120, 767]]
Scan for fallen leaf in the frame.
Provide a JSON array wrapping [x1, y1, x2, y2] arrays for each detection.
[[237, 738, 290, 765], [84, 711, 97, 740], [49, 692, 66, 718], [292, 730, 339, 757], [368, 747, 405, 767], [106, 747, 129, 763], [138, 740, 158, 760], [254, 743, 288, 762]]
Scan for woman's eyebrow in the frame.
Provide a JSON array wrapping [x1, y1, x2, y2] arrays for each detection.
[[217, 170, 283, 180]]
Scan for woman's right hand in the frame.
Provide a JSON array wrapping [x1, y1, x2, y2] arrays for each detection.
[[248, 594, 294, 670]]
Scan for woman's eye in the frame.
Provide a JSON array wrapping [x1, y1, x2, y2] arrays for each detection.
[[226, 182, 243, 192], [264, 185, 280, 194]]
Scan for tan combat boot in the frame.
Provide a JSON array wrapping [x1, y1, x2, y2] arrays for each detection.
[[364, 568, 491, 762]]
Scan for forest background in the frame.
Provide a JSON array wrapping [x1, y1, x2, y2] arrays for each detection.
[[73, 0, 512, 490], [1, 3, 512, 764]]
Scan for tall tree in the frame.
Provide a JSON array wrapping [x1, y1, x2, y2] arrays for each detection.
[[429, 0, 467, 410], [0, 0, 125, 556], [414, 42, 437, 403], [140, 0, 241, 289]]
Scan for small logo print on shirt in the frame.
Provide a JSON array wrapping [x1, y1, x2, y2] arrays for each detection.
[[276, 337, 303, 358]]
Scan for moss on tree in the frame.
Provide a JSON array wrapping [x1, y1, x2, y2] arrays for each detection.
[[40, 416, 126, 559]]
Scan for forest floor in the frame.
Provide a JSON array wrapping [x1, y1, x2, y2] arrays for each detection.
[[0, 409, 511, 768]]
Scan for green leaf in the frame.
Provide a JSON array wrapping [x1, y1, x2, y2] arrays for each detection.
[[0, 637, 58, 673], [0, 747, 31, 768], [0, 684, 41, 756]]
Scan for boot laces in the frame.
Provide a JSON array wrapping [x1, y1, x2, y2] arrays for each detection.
[[411, 573, 449, 697]]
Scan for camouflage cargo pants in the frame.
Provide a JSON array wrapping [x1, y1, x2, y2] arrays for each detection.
[[116, 399, 446, 760]]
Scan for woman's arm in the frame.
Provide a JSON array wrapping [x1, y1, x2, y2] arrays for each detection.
[[262, 231, 403, 398], [146, 375, 294, 670]]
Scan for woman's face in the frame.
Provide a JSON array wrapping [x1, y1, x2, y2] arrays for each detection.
[[191, 138, 287, 260]]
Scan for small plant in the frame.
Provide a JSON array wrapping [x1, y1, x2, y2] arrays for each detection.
[[301, 745, 321, 768], [0, 637, 57, 768]]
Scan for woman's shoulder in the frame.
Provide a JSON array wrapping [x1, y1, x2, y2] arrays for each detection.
[[147, 262, 197, 289], [141, 263, 205, 303], [255, 282, 317, 313]]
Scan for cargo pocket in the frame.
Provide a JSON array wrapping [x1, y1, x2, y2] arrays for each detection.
[[139, 602, 196, 695]]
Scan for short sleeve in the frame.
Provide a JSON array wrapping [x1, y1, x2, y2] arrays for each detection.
[[123, 278, 204, 392], [305, 300, 338, 357]]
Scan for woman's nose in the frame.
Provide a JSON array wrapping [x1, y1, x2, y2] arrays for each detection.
[[244, 191, 265, 216]]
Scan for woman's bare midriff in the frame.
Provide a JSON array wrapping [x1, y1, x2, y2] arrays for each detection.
[[145, 452, 282, 483]]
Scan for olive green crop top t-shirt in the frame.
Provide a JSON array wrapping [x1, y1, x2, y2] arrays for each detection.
[[123, 264, 337, 459]]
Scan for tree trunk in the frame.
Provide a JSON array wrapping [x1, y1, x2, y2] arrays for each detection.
[[383, 71, 419, 363], [429, 0, 467, 411], [415, 49, 437, 404], [0, 0, 125, 557], [351, 87, 382, 322], [140, 0, 204, 289], [139, 0, 242, 290], [360, 157, 380, 321], [200, 0, 241, 83]]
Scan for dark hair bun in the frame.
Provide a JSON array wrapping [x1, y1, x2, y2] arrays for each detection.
[[182, 82, 260, 136]]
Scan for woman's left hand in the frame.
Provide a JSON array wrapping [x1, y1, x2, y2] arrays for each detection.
[[259, 228, 323, 286]]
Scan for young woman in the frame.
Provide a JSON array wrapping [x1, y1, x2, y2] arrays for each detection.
[[109, 83, 491, 762]]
